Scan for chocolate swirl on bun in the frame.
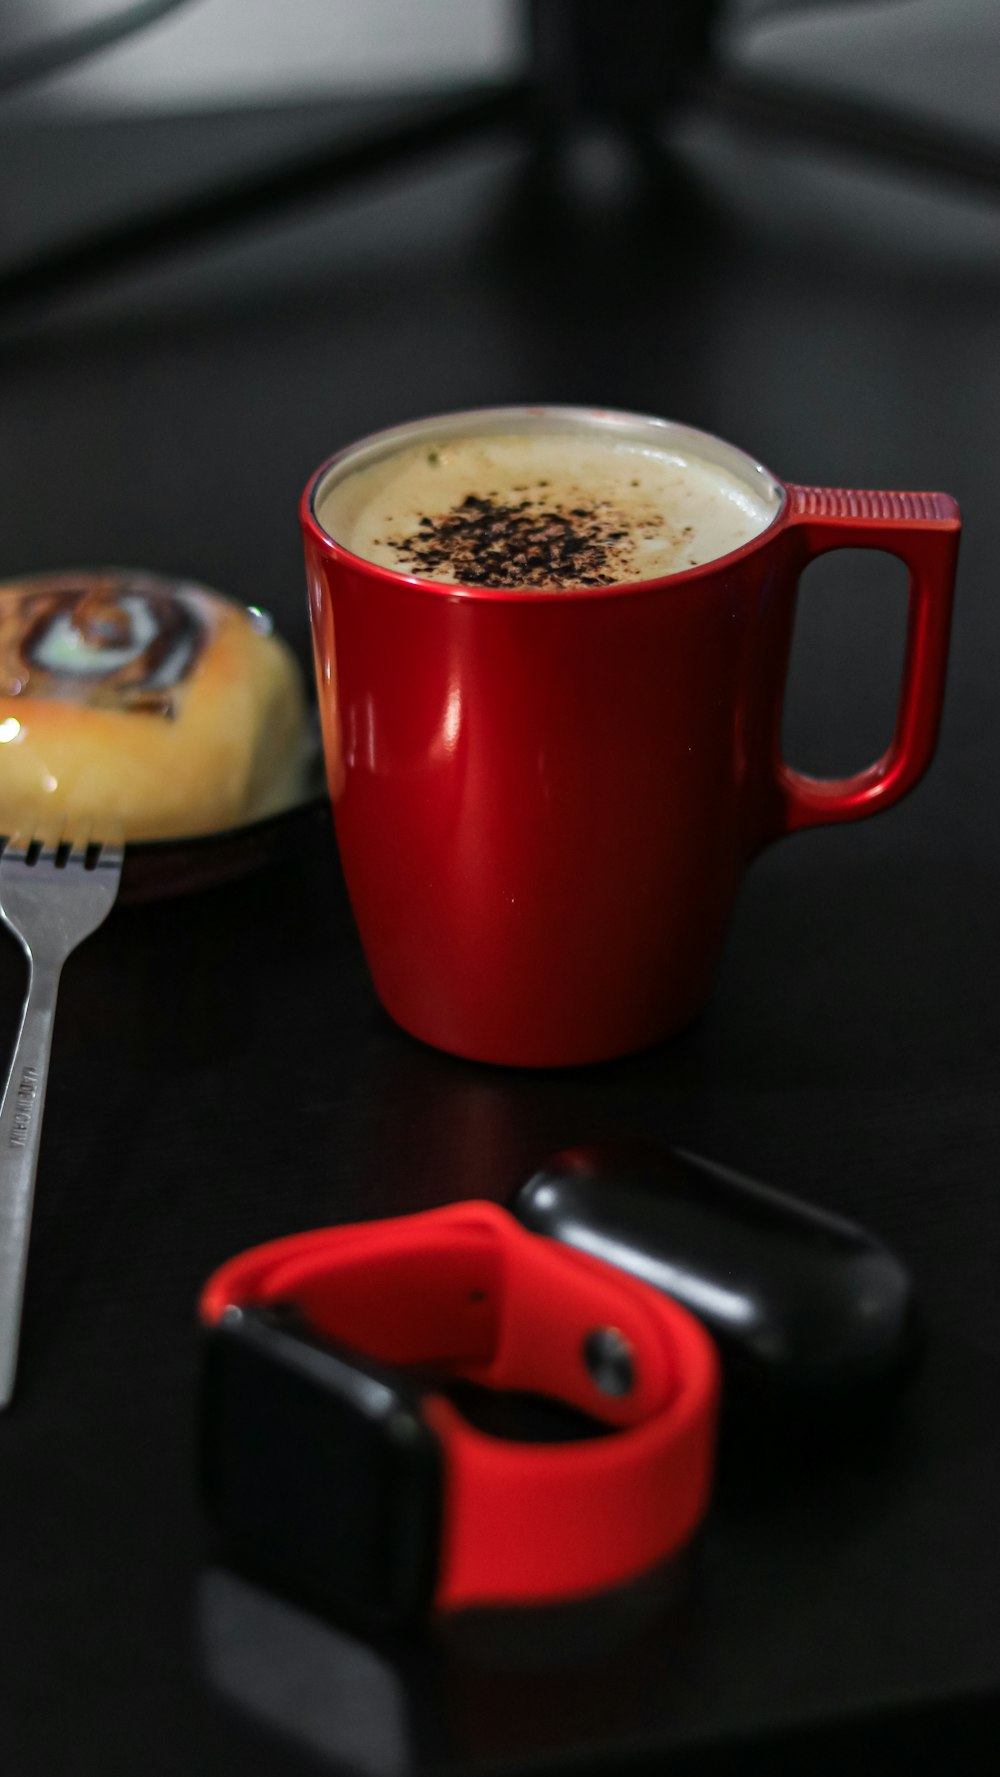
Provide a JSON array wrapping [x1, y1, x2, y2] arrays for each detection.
[[1, 574, 206, 717]]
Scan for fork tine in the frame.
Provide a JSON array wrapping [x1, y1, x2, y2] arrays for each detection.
[[68, 823, 92, 865], [3, 831, 34, 861], [3, 824, 64, 864], [1, 825, 125, 877], [39, 821, 64, 851], [37, 819, 65, 857], [93, 822, 125, 872]]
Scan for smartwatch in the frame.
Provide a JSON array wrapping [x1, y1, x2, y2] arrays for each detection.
[[199, 1202, 719, 1628]]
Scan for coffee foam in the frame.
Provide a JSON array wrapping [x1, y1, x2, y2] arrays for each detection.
[[317, 430, 778, 589]]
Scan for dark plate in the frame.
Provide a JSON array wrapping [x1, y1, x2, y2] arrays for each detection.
[[117, 788, 331, 905]]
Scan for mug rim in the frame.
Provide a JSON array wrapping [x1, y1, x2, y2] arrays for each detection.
[[301, 404, 788, 602]]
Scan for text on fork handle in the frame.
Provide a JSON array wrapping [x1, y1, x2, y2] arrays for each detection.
[[9, 1068, 39, 1148]]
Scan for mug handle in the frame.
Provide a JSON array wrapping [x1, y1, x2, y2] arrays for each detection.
[[769, 484, 961, 835]]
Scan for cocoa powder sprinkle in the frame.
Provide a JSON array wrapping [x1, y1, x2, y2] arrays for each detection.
[[386, 488, 667, 589]]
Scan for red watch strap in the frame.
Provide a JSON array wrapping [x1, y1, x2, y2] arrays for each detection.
[[420, 1215, 718, 1607], [200, 1202, 719, 1609]]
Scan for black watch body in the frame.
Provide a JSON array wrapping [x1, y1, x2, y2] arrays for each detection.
[[200, 1303, 443, 1628]]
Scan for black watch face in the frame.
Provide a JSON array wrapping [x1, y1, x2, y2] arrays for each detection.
[[200, 1305, 442, 1628]]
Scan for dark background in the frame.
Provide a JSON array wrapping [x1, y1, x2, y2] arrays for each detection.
[[0, 6, 999, 1771]]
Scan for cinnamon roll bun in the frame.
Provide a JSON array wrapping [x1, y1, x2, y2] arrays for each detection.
[[0, 571, 308, 841]]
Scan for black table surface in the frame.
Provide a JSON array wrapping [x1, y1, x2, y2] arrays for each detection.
[[1, 98, 999, 1777]]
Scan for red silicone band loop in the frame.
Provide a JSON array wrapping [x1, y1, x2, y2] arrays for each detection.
[[200, 1202, 719, 1609]]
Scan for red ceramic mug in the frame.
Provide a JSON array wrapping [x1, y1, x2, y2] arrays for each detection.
[[301, 406, 959, 1068]]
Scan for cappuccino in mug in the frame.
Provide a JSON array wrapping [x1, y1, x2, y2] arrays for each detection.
[[317, 417, 779, 589]]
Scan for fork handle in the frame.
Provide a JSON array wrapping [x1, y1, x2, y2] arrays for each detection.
[[0, 958, 62, 1408]]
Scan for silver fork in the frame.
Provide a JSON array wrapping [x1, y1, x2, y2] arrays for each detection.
[[0, 830, 123, 1407]]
